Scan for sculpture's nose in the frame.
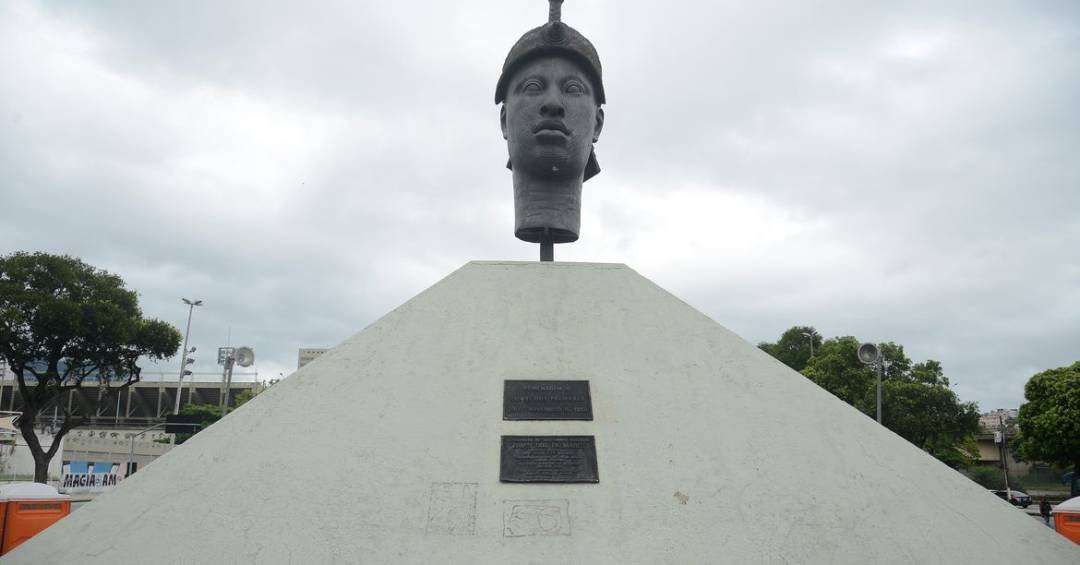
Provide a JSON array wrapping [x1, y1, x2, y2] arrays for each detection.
[[540, 95, 565, 118]]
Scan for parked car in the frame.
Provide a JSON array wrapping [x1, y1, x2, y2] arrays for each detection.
[[991, 489, 1031, 508]]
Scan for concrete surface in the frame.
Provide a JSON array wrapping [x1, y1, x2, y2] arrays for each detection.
[[8, 262, 1078, 563]]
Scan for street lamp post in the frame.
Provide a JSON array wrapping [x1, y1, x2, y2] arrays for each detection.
[[857, 342, 884, 424], [877, 358, 887, 424], [127, 422, 166, 477], [802, 332, 814, 358], [173, 298, 202, 415]]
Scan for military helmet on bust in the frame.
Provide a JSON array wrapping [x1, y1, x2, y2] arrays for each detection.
[[496, 0, 605, 181], [494, 1, 606, 105]]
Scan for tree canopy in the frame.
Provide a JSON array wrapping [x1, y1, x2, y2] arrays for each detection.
[[757, 325, 822, 372], [174, 403, 223, 445], [0, 251, 181, 482], [1015, 361, 1080, 475], [173, 379, 279, 445], [762, 326, 979, 468]]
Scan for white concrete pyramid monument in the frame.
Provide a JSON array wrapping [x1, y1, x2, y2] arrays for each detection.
[[10, 262, 1078, 563]]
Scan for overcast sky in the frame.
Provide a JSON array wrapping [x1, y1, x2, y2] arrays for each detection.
[[1, 0, 1077, 411]]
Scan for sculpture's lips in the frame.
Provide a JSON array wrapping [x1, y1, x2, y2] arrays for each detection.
[[533, 121, 570, 135]]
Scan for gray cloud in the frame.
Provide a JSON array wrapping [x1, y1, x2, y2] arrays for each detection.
[[1, 0, 1077, 411]]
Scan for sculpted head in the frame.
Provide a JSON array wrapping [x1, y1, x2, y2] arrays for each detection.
[[501, 56, 604, 185], [495, 2, 605, 245]]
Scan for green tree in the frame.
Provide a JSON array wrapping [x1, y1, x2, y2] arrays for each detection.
[[764, 327, 980, 468], [233, 377, 279, 408], [878, 342, 912, 381], [757, 325, 822, 372], [911, 359, 948, 386], [800, 336, 875, 411], [882, 379, 978, 467], [174, 403, 223, 445], [1015, 362, 1080, 481], [233, 389, 257, 408], [173, 379, 282, 444], [965, 464, 1026, 492], [0, 252, 181, 482]]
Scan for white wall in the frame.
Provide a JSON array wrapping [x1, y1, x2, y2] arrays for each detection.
[[63, 428, 174, 471]]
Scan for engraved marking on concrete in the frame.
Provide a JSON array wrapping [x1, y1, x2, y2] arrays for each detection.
[[502, 499, 571, 537], [674, 491, 689, 505], [426, 482, 478, 535]]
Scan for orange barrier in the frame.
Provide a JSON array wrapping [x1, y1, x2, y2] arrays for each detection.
[[0, 483, 71, 556], [1054, 496, 1080, 545], [1055, 513, 1080, 544]]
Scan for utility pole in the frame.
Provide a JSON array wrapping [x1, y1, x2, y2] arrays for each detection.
[[998, 414, 1011, 502]]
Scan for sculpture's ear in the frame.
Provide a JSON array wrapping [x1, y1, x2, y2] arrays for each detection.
[[502, 105, 513, 171], [583, 147, 600, 181], [500, 105, 508, 140], [593, 107, 604, 143]]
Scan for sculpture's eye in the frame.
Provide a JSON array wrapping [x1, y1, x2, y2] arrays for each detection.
[[522, 79, 544, 93], [564, 80, 586, 94]]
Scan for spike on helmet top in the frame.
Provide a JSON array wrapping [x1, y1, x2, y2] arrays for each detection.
[[494, 0, 606, 106], [496, 0, 605, 181]]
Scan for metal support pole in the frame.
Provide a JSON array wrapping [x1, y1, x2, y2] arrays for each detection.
[[222, 361, 235, 416], [1000, 415, 1011, 502], [540, 228, 554, 262], [173, 300, 200, 415], [802, 332, 814, 358], [876, 359, 884, 424], [219, 359, 231, 412], [127, 422, 166, 477]]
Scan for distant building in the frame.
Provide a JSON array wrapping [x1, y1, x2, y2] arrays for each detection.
[[979, 408, 1018, 432], [974, 408, 1030, 474], [0, 375, 260, 423], [298, 348, 329, 369], [61, 428, 175, 492]]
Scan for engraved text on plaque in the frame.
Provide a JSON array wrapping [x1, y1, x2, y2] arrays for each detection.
[[500, 435, 599, 483], [503, 380, 593, 420]]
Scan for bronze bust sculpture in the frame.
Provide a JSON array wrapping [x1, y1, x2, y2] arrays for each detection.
[[496, 0, 605, 261]]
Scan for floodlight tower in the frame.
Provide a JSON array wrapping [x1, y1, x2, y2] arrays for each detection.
[[220, 346, 255, 416], [173, 298, 203, 414]]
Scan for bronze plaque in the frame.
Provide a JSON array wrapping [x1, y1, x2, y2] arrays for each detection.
[[503, 380, 593, 420], [500, 436, 599, 483]]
